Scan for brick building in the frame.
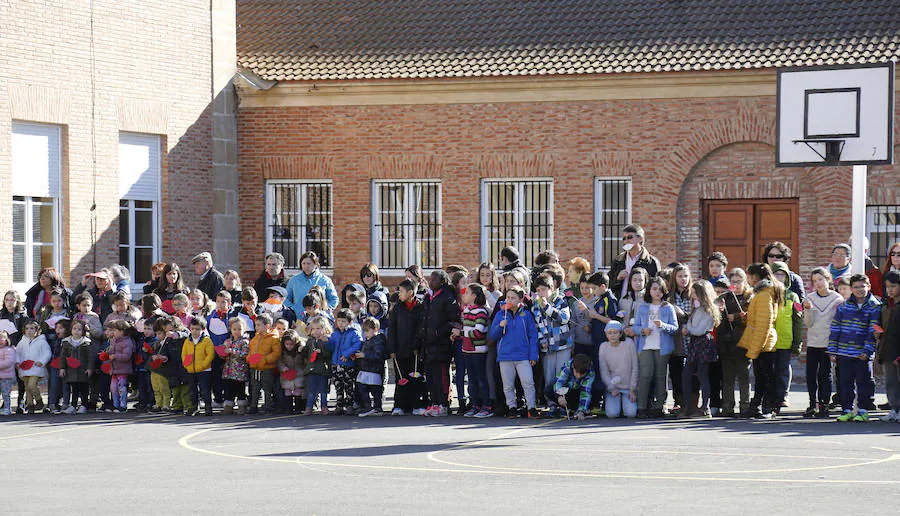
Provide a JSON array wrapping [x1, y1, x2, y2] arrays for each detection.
[[234, 1, 900, 289], [0, 0, 238, 293]]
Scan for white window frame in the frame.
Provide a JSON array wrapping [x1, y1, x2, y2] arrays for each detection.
[[370, 179, 443, 271], [265, 179, 334, 274], [480, 178, 554, 266], [118, 200, 160, 291], [593, 177, 633, 271], [12, 196, 60, 291]]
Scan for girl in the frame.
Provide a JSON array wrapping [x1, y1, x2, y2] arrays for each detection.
[[679, 280, 721, 418], [154, 263, 190, 315], [172, 293, 193, 329], [105, 320, 135, 413], [0, 331, 15, 415], [223, 270, 243, 307], [770, 261, 802, 410], [1, 291, 26, 414], [73, 293, 104, 340], [48, 319, 71, 414], [718, 268, 753, 417], [304, 316, 333, 415], [620, 267, 649, 338], [803, 267, 843, 418], [633, 277, 678, 418], [450, 270, 469, 414], [476, 262, 501, 311], [105, 291, 141, 326], [598, 321, 639, 418], [16, 319, 52, 413], [222, 317, 250, 415], [667, 263, 693, 413], [405, 265, 428, 303], [488, 286, 540, 419], [355, 318, 387, 417], [189, 289, 215, 320], [277, 329, 307, 414], [59, 319, 93, 414], [37, 288, 71, 337], [454, 283, 490, 417], [738, 263, 782, 419]]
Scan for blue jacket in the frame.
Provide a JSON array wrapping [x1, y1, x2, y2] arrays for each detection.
[[206, 310, 232, 347], [489, 306, 539, 362], [632, 302, 679, 356], [326, 326, 363, 367], [284, 269, 339, 311], [591, 291, 619, 345], [828, 293, 881, 358]]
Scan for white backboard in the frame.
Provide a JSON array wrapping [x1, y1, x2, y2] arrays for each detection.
[[776, 62, 894, 167]]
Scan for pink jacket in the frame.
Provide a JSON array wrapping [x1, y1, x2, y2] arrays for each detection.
[[108, 336, 134, 375], [0, 346, 15, 380]]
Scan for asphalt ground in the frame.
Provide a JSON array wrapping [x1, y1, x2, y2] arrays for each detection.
[[2, 388, 898, 515]]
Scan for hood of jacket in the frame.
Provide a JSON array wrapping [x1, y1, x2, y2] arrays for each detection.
[[366, 290, 389, 320], [770, 262, 792, 289]]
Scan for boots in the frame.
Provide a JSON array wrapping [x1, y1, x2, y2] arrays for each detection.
[[223, 400, 234, 415], [236, 400, 248, 416]]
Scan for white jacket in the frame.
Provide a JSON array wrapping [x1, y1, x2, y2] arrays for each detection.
[[803, 290, 844, 349], [15, 334, 52, 378]]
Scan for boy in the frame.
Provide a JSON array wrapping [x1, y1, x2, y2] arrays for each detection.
[[829, 274, 881, 422], [159, 317, 192, 414], [149, 318, 173, 411], [248, 313, 282, 414], [326, 309, 363, 415], [707, 252, 729, 285], [876, 270, 900, 422], [583, 271, 617, 408], [207, 290, 233, 408], [234, 287, 264, 339], [355, 318, 387, 417], [261, 286, 297, 326], [489, 286, 540, 419], [387, 280, 428, 416], [530, 273, 573, 417], [553, 353, 595, 420], [300, 294, 334, 326], [182, 317, 215, 416], [347, 291, 366, 325]]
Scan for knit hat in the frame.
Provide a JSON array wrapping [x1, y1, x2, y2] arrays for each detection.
[[604, 320, 624, 333]]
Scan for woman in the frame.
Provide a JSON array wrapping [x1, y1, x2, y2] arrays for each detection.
[[25, 267, 69, 318], [284, 251, 338, 312], [153, 263, 191, 315], [738, 263, 782, 419], [360, 263, 389, 298], [880, 241, 900, 295]]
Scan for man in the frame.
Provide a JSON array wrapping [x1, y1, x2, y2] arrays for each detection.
[[608, 224, 661, 300], [192, 252, 225, 301], [498, 246, 531, 293], [254, 252, 288, 295]]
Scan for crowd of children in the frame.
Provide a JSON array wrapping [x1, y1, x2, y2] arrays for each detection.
[[1, 228, 899, 425]]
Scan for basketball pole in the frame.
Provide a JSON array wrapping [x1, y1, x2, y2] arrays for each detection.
[[851, 164, 867, 274]]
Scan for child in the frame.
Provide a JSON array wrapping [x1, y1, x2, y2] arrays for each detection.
[[598, 321, 639, 418], [182, 316, 214, 416], [248, 313, 281, 414], [454, 283, 491, 417], [106, 291, 141, 326], [274, 319, 289, 336], [301, 294, 334, 326], [739, 263, 782, 419], [364, 291, 389, 331], [386, 280, 428, 416], [423, 270, 459, 417], [489, 286, 539, 419], [73, 293, 104, 340], [189, 289, 215, 320], [105, 320, 134, 413], [223, 270, 243, 307], [262, 286, 297, 327], [578, 271, 617, 409], [717, 269, 753, 417], [679, 280, 721, 418], [0, 331, 16, 415], [207, 291, 233, 408], [633, 277, 679, 418], [0, 291, 26, 346], [355, 318, 387, 417], [160, 317, 192, 415], [148, 318, 172, 412], [16, 319, 52, 413], [803, 267, 843, 418], [476, 262, 501, 311], [326, 309, 363, 415], [221, 317, 250, 415], [37, 288, 70, 337], [770, 261, 803, 410], [530, 273, 573, 417], [552, 353, 595, 420], [829, 274, 880, 422], [620, 267, 649, 338], [48, 319, 71, 414], [707, 252, 729, 285], [134, 315, 158, 412], [876, 270, 900, 422], [277, 329, 307, 414], [668, 263, 694, 413], [837, 276, 853, 300], [172, 293, 193, 329], [303, 316, 333, 415], [59, 319, 93, 414], [347, 290, 366, 325], [234, 287, 264, 339], [571, 274, 599, 365]]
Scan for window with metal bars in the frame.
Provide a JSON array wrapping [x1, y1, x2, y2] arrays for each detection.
[[480, 179, 553, 267], [372, 181, 442, 269], [594, 178, 632, 271], [867, 205, 900, 268], [266, 181, 333, 270]]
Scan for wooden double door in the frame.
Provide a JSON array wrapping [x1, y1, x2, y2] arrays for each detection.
[[703, 199, 799, 271]]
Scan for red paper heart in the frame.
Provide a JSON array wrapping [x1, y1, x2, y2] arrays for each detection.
[[150, 358, 163, 369], [143, 342, 153, 353], [248, 353, 262, 365], [793, 302, 803, 312], [100, 363, 112, 374], [183, 355, 194, 367], [161, 300, 175, 315], [214, 345, 228, 358], [19, 360, 34, 370], [66, 357, 82, 369], [99, 351, 110, 361], [310, 350, 319, 363], [135, 354, 144, 365], [50, 357, 61, 369], [281, 369, 297, 381], [397, 378, 409, 386], [873, 324, 884, 333]]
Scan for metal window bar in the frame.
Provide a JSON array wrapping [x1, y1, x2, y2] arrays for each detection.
[[867, 205, 900, 268], [269, 183, 332, 269], [484, 180, 552, 267], [596, 179, 632, 270], [374, 182, 441, 269]]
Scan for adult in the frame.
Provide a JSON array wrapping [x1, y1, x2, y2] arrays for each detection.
[[143, 262, 166, 295], [107, 264, 132, 299], [360, 263, 389, 298], [284, 251, 338, 311], [73, 269, 115, 322], [609, 224, 661, 301], [24, 267, 70, 318], [192, 252, 225, 301], [762, 242, 805, 301], [254, 252, 288, 295], [881, 241, 900, 296], [860, 237, 884, 298], [153, 263, 191, 314], [498, 246, 531, 293]]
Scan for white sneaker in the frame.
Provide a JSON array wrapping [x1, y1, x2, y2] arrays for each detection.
[[62, 405, 77, 415], [76, 405, 87, 414], [432, 405, 449, 417], [880, 409, 900, 422], [357, 408, 377, 418], [391, 408, 406, 416], [411, 407, 427, 416]]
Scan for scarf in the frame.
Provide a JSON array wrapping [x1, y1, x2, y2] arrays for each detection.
[[828, 263, 851, 281]]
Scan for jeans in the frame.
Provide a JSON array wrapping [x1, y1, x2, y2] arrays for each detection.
[[838, 357, 874, 412], [187, 371, 212, 411], [425, 362, 450, 408], [543, 348, 571, 407], [720, 354, 751, 413], [605, 391, 638, 418], [305, 374, 328, 410], [1, 379, 13, 409], [638, 349, 669, 411], [884, 361, 900, 411], [150, 372, 171, 408], [249, 369, 276, 410], [110, 374, 129, 409], [500, 360, 535, 410], [806, 347, 832, 406], [357, 382, 383, 411], [136, 371, 154, 407], [464, 353, 489, 407], [751, 351, 778, 412], [48, 366, 64, 407], [453, 340, 467, 405], [682, 361, 711, 411], [774, 349, 793, 404]]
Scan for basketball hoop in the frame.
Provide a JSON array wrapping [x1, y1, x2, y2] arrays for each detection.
[[791, 139, 846, 163]]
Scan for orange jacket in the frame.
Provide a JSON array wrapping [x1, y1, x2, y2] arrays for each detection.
[[248, 329, 282, 370]]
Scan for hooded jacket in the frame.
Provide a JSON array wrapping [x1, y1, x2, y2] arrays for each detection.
[[737, 280, 779, 359], [303, 337, 332, 377], [278, 343, 307, 390], [770, 262, 803, 353], [530, 291, 573, 353], [181, 333, 215, 374], [59, 336, 95, 383], [327, 325, 363, 367], [0, 345, 16, 380], [365, 290, 389, 328], [15, 334, 52, 378], [285, 269, 339, 311], [828, 293, 881, 358], [108, 336, 135, 375], [357, 333, 387, 374], [248, 329, 282, 371], [423, 287, 460, 364], [489, 305, 539, 362]]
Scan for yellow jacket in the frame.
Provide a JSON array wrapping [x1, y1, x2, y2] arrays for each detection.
[[738, 282, 778, 359], [249, 329, 282, 370], [181, 335, 215, 373]]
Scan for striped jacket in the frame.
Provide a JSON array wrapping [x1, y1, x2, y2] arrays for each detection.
[[828, 293, 881, 358], [553, 358, 595, 413], [531, 292, 573, 352], [461, 304, 489, 353]]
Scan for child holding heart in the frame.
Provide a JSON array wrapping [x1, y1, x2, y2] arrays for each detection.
[[221, 317, 250, 415], [15, 319, 51, 413], [58, 319, 93, 414]]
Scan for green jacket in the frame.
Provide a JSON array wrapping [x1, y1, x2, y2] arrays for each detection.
[[771, 262, 803, 353]]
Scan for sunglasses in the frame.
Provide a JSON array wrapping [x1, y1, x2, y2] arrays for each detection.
[[623, 235, 637, 241], [890, 252, 900, 257], [767, 253, 785, 259]]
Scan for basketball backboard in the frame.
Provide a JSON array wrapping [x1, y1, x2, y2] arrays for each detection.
[[776, 62, 894, 167]]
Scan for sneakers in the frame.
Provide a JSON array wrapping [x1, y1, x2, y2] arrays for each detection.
[[76, 405, 87, 415], [391, 408, 406, 416], [432, 405, 448, 417], [474, 407, 494, 418], [802, 405, 817, 418], [62, 405, 77, 415], [506, 406, 518, 419], [526, 408, 542, 419], [0, 408, 10, 416], [836, 410, 854, 422], [51, 405, 62, 415], [546, 407, 560, 419], [880, 409, 900, 422], [853, 411, 870, 423], [411, 407, 428, 416], [464, 407, 479, 418], [358, 408, 378, 418]]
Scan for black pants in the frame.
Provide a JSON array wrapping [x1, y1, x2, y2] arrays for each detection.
[[187, 371, 212, 412], [708, 359, 723, 409], [806, 347, 831, 406], [89, 372, 111, 410], [224, 379, 247, 402], [69, 382, 90, 407], [211, 356, 225, 403], [357, 383, 384, 411], [425, 362, 450, 408], [751, 351, 778, 412], [392, 356, 428, 411]]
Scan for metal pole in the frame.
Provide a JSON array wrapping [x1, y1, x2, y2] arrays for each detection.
[[851, 165, 867, 274]]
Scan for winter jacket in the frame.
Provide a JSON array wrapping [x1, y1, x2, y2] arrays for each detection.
[[387, 300, 426, 358], [770, 262, 803, 353], [357, 333, 387, 374], [876, 297, 900, 364], [248, 329, 282, 370], [618, 292, 646, 328], [73, 285, 114, 323], [231, 304, 265, 338], [303, 338, 332, 377], [715, 292, 751, 358], [182, 334, 214, 374], [25, 283, 72, 318], [364, 281, 389, 299], [74, 311, 104, 340], [104, 307, 141, 327], [632, 302, 679, 355], [161, 334, 188, 385], [0, 346, 16, 380], [0, 309, 26, 345], [598, 339, 639, 392], [608, 247, 661, 298], [531, 291, 573, 353], [108, 336, 135, 375], [461, 304, 489, 353], [196, 267, 225, 302], [591, 291, 619, 345], [15, 334, 52, 378], [738, 280, 779, 359], [206, 310, 232, 347], [59, 337, 94, 383], [278, 347, 308, 390], [552, 358, 596, 413], [670, 291, 691, 356], [327, 326, 363, 367], [222, 335, 250, 382], [489, 306, 539, 362], [804, 290, 844, 349], [37, 305, 71, 336], [828, 293, 881, 358], [364, 290, 389, 329], [253, 271, 287, 297], [153, 287, 191, 315], [285, 269, 339, 311], [423, 288, 460, 364]]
